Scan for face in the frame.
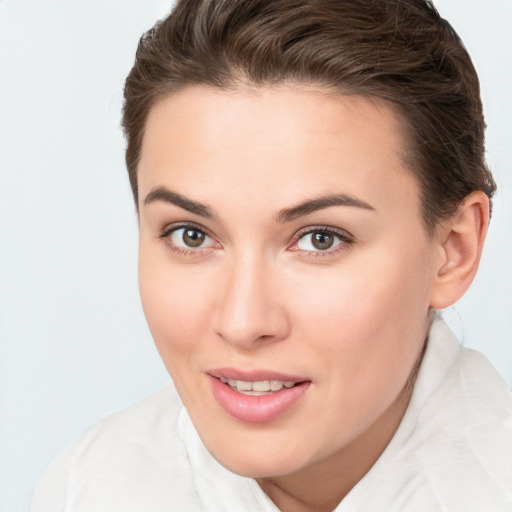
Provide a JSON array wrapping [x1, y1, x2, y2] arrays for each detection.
[[137, 85, 438, 478]]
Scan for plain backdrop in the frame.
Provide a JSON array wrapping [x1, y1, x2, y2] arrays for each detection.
[[0, 1, 511, 511]]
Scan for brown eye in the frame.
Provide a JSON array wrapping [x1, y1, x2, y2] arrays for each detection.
[[169, 227, 210, 249], [311, 232, 334, 250], [296, 229, 346, 252], [183, 228, 206, 247]]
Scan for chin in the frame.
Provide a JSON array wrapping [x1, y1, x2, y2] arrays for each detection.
[[200, 425, 315, 478], [216, 452, 304, 479]]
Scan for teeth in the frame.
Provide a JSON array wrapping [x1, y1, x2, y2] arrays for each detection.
[[252, 380, 271, 392], [270, 380, 283, 391], [219, 378, 298, 393], [236, 381, 252, 392]]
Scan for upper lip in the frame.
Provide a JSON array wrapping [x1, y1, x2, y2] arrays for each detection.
[[208, 367, 309, 382]]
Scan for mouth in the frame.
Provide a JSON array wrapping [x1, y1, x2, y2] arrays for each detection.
[[207, 370, 311, 423], [219, 377, 300, 396]]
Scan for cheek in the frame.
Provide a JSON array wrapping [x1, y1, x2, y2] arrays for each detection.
[[289, 242, 433, 386], [138, 244, 214, 361]]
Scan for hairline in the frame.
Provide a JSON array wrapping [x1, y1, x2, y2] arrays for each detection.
[[134, 80, 431, 231]]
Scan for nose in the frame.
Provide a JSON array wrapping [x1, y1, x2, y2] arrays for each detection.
[[212, 252, 290, 350]]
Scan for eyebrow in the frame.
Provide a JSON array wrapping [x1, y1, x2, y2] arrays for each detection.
[[144, 186, 375, 223], [144, 186, 218, 219], [275, 193, 376, 223]]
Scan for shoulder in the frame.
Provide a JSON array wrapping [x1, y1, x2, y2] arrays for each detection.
[[397, 318, 512, 510], [341, 317, 512, 512], [412, 320, 512, 509], [31, 382, 202, 512]]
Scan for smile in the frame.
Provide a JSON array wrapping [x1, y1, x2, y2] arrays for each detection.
[[219, 377, 298, 395], [208, 371, 311, 423]]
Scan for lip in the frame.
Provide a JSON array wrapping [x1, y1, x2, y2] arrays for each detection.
[[207, 369, 311, 424], [208, 367, 307, 382]]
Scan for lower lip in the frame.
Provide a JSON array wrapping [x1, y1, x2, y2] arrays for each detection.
[[208, 376, 311, 423]]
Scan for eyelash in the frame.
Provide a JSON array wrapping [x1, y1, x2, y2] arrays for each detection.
[[158, 223, 354, 258], [289, 225, 354, 258], [158, 222, 218, 257]]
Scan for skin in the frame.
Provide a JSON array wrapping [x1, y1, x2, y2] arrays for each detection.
[[136, 85, 488, 512]]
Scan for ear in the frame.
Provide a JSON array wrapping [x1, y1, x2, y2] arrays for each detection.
[[429, 191, 490, 309]]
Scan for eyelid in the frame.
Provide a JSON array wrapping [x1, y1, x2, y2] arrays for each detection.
[[293, 225, 354, 242], [288, 225, 354, 254], [158, 221, 221, 255], [159, 220, 214, 240], [157, 222, 353, 257]]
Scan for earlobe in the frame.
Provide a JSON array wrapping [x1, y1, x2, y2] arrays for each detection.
[[429, 191, 490, 309]]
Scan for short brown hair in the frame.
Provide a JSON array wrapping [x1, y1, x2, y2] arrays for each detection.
[[122, 0, 495, 234]]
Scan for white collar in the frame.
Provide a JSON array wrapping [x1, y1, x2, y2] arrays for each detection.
[[178, 316, 512, 511]]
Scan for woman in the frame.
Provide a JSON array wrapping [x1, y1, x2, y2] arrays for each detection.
[[32, 1, 512, 510]]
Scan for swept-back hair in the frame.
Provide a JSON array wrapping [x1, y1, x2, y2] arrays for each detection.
[[123, 0, 495, 233]]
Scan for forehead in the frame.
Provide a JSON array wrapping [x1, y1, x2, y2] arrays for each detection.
[[138, 85, 421, 222]]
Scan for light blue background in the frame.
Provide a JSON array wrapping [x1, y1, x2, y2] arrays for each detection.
[[1, 1, 511, 511]]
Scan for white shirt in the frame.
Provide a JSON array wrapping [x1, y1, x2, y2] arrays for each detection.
[[31, 318, 512, 511]]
